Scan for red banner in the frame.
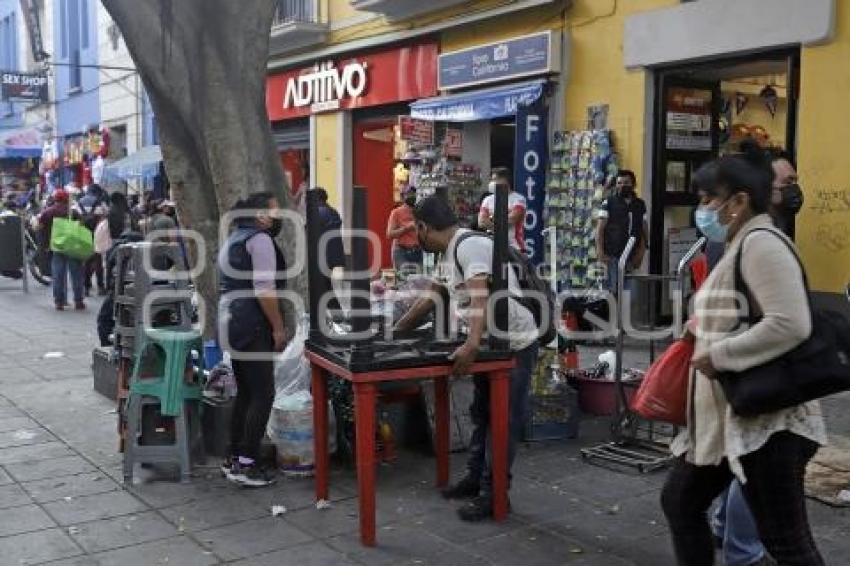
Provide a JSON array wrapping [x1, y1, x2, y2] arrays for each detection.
[[266, 42, 438, 121]]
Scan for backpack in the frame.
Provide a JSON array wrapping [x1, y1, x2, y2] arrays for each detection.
[[453, 232, 557, 346]]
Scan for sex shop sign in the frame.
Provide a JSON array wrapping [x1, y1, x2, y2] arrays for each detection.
[[266, 42, 438, 121]]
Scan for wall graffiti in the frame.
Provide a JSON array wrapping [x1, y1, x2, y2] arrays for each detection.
[[815, 222, 850, 253], [810, 189, 850, 215]]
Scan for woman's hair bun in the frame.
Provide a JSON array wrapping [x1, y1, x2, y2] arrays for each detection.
[[738, 138, 770, 168]]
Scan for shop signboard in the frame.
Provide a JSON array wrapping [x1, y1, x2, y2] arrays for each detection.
[[443, 128, 463, 158], [267, 42, 438, 121], [1, 72, 48, 103], [398, 117, 434, 145], [438, 31, 556, 90], [665, 87, 713, 151], [515, 97, 548, 266]]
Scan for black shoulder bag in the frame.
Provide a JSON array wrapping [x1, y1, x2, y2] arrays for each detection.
[[717, 228, 850, 417]]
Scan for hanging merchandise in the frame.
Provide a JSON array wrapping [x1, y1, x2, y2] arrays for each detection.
[[759, 85, 779, 118], [545, 129, 619, 290]]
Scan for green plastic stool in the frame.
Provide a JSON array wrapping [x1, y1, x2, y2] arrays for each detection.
[[130, 327, 204, 416], [124, 327, 204, 483]]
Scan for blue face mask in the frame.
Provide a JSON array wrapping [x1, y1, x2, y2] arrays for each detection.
[[695, 202, 730, 243]]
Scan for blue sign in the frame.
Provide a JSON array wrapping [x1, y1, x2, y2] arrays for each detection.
[[515, 97, 548, 266], [439, 32, 554, 90], [410, 80, 545, 122]]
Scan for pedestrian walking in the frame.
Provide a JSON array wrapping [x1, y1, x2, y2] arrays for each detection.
[[218, 192, 290, 487], [38, 189, 86, 311], [662, 145, 827, 566]]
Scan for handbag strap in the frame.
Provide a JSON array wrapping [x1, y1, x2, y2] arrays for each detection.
[[734, 227, 812, 324]]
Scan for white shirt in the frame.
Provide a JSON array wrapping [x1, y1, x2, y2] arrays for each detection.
[[480, 192, 527, 251], [443, 229, 538, 351]]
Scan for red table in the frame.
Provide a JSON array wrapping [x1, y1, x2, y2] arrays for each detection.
[[307, 351, 516, 547]]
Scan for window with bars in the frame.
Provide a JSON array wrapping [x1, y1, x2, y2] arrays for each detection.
[[274, 0, 318, 25]]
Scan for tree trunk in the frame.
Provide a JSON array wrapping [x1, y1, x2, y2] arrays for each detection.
[[102, 0, 299, 336]]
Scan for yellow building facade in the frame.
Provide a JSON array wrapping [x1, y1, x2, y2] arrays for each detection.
[[267, 0, 848, 299]]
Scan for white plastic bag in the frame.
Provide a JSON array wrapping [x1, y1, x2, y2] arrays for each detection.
[[267, 319, 336, 476]]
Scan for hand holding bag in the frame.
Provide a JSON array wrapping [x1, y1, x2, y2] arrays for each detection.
[[50, 208, 94, 261], [631, 338, 693, 426], [717, 228, 850, 417]]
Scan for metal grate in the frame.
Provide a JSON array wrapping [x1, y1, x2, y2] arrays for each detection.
[[274, 0, 318, 25]]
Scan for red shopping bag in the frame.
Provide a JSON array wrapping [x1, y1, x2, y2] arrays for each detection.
[[630, 339, 693, 426]]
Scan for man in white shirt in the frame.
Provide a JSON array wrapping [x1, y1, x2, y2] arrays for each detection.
[[395, 196, 540, 522], [477, 167, 527, 252]]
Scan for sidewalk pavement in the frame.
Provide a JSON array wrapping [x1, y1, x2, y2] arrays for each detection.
[[0, 282, 847, 565]]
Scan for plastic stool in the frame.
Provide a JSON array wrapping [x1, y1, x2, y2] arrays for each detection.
[[123, 327, 204, 483]]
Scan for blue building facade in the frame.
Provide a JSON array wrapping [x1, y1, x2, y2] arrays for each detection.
[[0, 0, 25, 130], [53, 0, 99, 138]]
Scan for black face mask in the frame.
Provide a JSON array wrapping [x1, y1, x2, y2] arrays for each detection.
[[404, 197, 417, 207], [619, 187, 635, 198], [782, 183, 804, 211], [267, 218, 283, 238]]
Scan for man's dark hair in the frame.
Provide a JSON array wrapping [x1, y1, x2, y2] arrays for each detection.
[[313, 187, 329, 203], [414, 195, 457, 230], [617, 169, 637, 185], [491, 167, 512, 184]]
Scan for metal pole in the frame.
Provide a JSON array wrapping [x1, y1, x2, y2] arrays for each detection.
[[615, 236, 636, 415], [20, 219, 29, 294], [489, 183, 509, 351]]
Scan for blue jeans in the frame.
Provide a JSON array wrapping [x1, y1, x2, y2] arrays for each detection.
[[52, 252, 84, 305], [467, 342, 539, 494], [712, 481, 766, 566], [606, 258, 634, 296]]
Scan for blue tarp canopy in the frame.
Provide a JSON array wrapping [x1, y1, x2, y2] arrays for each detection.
[[409, 79, 546, 122], [103, 144, 162, 181]]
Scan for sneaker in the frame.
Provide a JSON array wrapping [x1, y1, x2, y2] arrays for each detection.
[[441, 475, 480, 500], [54, 302, 65, 311], [227, 462, 276, 488], [457, 495, 510, 522], [74, 302, 86, 311]]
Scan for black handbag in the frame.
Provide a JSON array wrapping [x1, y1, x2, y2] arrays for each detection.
[[717, 228, 850, 417]]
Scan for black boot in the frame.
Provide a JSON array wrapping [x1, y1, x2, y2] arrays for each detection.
[[441, 475, 480, 500]]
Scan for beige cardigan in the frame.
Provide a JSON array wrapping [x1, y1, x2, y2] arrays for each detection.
[[671, 214, 827, 482]]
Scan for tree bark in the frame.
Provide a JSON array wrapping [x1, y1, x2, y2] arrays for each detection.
[[102, 0, 298, 337]]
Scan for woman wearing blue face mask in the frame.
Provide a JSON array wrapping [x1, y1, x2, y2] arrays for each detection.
[[661, 145, 827, 566]]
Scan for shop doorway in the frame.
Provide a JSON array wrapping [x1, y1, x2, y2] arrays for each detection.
[[650, 50, 800, 276], [353, 118, 397, 269]]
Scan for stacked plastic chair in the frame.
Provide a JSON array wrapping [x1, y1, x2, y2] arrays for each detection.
[[114, 242, 202, 483]]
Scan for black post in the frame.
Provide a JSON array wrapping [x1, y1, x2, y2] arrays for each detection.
[[350, 186, 372, 337], [305, 189, 331, 337], [490, 183, 509, 351]]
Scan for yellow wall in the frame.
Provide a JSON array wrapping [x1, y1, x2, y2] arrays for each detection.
[[562, 0, 676, 197], [314, 113, 340, 206], [796, 0, 850, 293]]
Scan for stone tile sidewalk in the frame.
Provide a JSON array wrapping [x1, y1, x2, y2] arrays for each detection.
[[0, 283, 847, 565]]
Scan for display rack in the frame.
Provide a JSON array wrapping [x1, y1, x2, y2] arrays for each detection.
[[545, 130, 619, 290]]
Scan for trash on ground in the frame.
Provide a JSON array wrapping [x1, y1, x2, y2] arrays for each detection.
[[43, 351, 65, 359], [316, 499, 332, 510], [271, 505, 287, 517]]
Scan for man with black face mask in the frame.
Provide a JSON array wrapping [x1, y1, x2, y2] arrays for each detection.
[[769, 149, 803, 239], [596, 169, 648, 293], [218, 192, 290, 488], [387, 186, 422, 274]]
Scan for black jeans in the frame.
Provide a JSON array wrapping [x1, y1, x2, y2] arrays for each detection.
[[465, 342, 539, 495], [229, 334, 275, 462], [661, 431, 823, 566]]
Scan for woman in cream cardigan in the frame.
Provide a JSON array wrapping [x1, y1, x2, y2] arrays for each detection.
[[661, 147, 827, 566]]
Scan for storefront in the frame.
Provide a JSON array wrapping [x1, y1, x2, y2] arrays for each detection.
[[266, 41, 439, 267], [409, 31, 560, 266]]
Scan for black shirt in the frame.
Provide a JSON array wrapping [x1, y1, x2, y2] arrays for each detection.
[[600, 194, 646, 257]]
